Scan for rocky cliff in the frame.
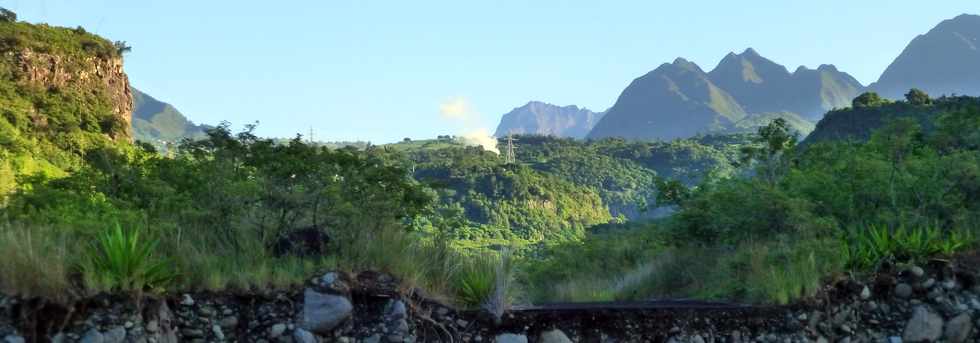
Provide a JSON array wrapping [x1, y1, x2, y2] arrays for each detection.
[[10, 48, 132, 134], [494, 101, 603, 139]]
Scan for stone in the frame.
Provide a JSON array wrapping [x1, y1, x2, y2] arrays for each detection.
[[220, 316, 239, 329], [921, 278, 936, 290], [212, 325, 225, 341], [3, 335, 25, 343], [690, 335, 706, 343], [903, 306, 943, 342], [80, 329, 104, 343], [269, 324, 288, 338], [104, 327, 127, 343], [495, 333, 528, 343], [181, 294, 195, 306], [887, 337, 902, 343], [301, 288, 353, 334], [896, 283, 914, 298], [860, 286, 871, 300], [293, 328, 316, 343], [456, 319, 469, 327], [363, 334, 381, 343], [944, 313, 973, 343], [910, 266, 925, 278], [387, 300, 407, 319], [538, 329, 572, 343]]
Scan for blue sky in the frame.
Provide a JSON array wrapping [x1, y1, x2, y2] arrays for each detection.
[[2, 1, 976, 143]]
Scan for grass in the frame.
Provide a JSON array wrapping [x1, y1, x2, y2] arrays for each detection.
[[0, 223, 75, 302]]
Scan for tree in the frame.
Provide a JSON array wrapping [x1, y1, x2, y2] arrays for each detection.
[[113, 41, 132, 55], [0, 8, 16, 22], [853, 92, 889, 108], [740, 118, 797, 186], [905, 88, 932, 106]]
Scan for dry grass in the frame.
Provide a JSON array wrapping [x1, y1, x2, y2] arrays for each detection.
[[0, 223, 78, 302]]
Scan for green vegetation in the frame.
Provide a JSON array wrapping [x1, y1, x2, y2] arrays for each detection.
[[528, 98, 980, 303], [83, 224, 175, 294]]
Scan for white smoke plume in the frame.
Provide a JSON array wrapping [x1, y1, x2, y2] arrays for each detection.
[[438, 97, 499, 154]]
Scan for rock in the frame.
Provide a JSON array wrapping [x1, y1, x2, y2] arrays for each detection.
[[269, 324, 287, 338], [538, 329, 572, 343], [903, 306, 943, 342], [456, 319, 469, 327], [81, 329, 104, 343], [104, 327, 127, 343], [690, 335, 706, 343], [887, 337, 902, 343], [910, 266, 925, 278], [301, 288, 353, 334], [896, 283, 914, 298], [3, 335, 25, 343], [944, 313, 973, 343], [180, 294, 195, 306], [293, 329, 316, 343], [220, 316, 239, 329], [495, 333, 528, 343], [363, 334, 381, 343], [212, 325, 225, 341], [387, 300, 407, 319], [860, 286, 872, 300], [921, 278, 936, 290]]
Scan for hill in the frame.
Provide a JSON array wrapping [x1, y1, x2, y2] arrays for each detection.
[[494, 101, 603, 138], [805, 93, 980, 145], [131, 87, 207, 149], [870, 14, 980, 99], [0, 18, 132, 194]]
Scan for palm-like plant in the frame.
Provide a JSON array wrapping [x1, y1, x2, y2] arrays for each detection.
[[84, 224, 174, 294]]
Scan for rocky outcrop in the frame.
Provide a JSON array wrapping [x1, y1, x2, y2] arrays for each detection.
[[8, 48, 132, 138]]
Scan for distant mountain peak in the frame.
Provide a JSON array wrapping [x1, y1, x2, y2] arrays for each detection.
[[870, 13, 980, 99], [495, 101, 602, 139]]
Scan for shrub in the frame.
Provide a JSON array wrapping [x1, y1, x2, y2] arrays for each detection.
[[0, 223, 75, 302], [454, 249, 514, 316], [83, 224, 175, 294], [842, 224, 976, 270]]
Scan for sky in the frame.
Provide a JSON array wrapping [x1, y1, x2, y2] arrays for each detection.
[[1, 0, 976, 143]]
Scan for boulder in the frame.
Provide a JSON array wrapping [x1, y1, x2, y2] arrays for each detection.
[[293, 328, 317, 343], [301, 288, 353, 334], [495, 333, 528, 343], [538, 329, 572, 343], [944, 313, 973, 343], [3, 335, 25, 343], [80, 329, 104, 343], [903, 306, 943, 342]]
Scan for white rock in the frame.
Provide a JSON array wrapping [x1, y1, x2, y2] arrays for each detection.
[[293, 328, 317, 343], [944, 313, 973, 343]]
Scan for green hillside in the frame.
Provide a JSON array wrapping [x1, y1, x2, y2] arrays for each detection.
[[131, 88, 208, 149], [0, 19, 132, 195]]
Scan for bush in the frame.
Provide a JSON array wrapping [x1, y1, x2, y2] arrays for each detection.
[[842, 224, 976, 270], [454, 250, 514, 316], [83, 224, 175, 294], [0, 223, 75, 302]]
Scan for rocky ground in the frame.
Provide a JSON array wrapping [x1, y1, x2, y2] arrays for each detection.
[[2, 257, 980, 342]]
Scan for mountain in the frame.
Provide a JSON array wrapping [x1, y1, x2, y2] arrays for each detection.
[[131, 88, 208, 147], [587, 58, 748, 141], [708, 49, 863, 121], [870, 14, 980, 99], [493, 101, 603, 138]]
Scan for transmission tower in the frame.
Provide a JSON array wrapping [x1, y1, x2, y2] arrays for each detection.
[[505, 134, 518, 164]]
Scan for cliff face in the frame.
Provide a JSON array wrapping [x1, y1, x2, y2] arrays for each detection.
[[9, 48, 133, 138]]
